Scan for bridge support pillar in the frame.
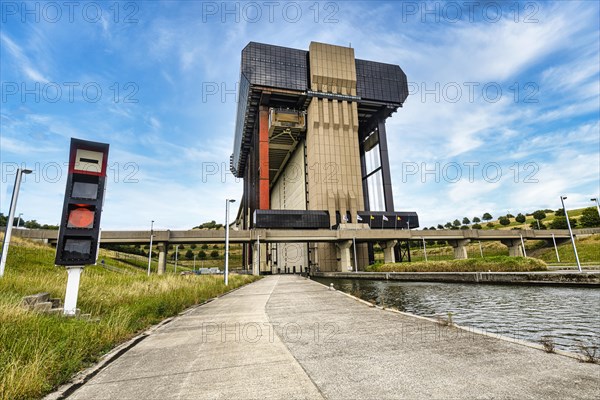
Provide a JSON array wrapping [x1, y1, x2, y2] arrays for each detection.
[[449, 239, 469, 259], [381, 240, 398, 263], [157, 243, 167, 275], [252, 241, 260, 276], [337, 240, 353, 272], [501, 239, 523, 257]]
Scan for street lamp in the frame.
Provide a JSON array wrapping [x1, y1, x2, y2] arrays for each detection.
[[224, 199, 236, 286], [560, 196, 581, 272], [147, 220, 154, 276], [1, 168, 32, 277], [591, 198, 600, 217], [16, 213, 23, 229]]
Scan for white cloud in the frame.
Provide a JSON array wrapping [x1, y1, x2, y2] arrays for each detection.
[[0, 33, 49, 83]]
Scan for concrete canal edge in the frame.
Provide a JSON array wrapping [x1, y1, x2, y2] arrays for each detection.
[[308, 277, 589, 362], [313, 271, 600, 286]]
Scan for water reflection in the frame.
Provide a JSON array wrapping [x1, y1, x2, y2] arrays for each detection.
[[314, 278, 600, 352]]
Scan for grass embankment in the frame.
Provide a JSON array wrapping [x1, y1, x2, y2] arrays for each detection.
[[0, 238, 260, 400], [531, 234, 600, 264], [372, 235, 600, 265], [366, 256, 547, 273]]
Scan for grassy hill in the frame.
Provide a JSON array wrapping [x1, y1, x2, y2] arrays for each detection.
[[0, 235, 259, 400], [432, 207, 596, 231], [373, 234, 600, 265]]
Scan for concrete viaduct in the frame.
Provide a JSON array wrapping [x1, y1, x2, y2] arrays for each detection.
[[13, 227, 599, 274]]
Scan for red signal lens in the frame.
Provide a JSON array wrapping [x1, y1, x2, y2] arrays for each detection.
[[67, 205, 95, 229]]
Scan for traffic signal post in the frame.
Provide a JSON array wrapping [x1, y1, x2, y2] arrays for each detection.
[[55, 138, 109, 315]]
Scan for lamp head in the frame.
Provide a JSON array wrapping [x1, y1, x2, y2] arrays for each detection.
[[592, 198, 598, 202], [22, 169, 33, 174]]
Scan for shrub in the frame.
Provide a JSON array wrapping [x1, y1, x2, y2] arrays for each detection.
[[549, 216, 577, 229], [499, 216, 511, 226]]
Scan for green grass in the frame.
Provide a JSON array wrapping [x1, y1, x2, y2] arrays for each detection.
[[366, 256, 548, 272], [0, 238, 260, 400], [532, 235, 600, 264]]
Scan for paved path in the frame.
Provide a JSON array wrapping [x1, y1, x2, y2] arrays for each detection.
[[68, 276, 599, 399]]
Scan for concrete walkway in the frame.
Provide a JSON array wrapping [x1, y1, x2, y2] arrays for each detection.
[[67, 276, 599, 399]]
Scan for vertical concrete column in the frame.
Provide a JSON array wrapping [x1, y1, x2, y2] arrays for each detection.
[[252, 241, 260, 276], [337, 240, 353, 272], [258, 107, 270, 210], [377, 121, 395, 212], [382, 240, 398, 263], [306, 42, 362, 271], [449, 239, 470, 259], [157, 243, 167, 275], [501, 239, 523, 257]]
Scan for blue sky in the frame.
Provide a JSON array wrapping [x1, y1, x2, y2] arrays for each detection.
[[1, 1, 599, 230]]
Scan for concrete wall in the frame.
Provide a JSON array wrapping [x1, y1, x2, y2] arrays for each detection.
[[270, 143, 309, 273], [305, 42, 367, 272]]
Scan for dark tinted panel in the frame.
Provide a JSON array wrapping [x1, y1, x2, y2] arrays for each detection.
[[63, 239, 92, 260], [72, 181, 98, 199], [356, 59, 408, 104], [254, 210, 330, 229], [241, 42, 308, 91]]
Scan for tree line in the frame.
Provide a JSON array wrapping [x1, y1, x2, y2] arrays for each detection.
[[0, 213, 59, 230], [425, 207, 600, 231]]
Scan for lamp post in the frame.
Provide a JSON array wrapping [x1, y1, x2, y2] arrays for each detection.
[[591, 198, 600, 217], [147, 220, 154, 276], [224, 199, 236, 286], [560, 196, 581, 272], [16, 213, 23, 229], [1, 168, 32, 277]]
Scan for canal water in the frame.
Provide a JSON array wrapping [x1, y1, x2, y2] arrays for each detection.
[[313, 277, 600, 353]]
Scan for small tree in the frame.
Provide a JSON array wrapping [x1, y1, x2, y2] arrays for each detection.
[[486, 222, 495, 228], [24, 219, 42, 229], [201, 244, 209, 249], [472, 223, 482, 229], [460, 225, 469, 230], [185, 249, 194, 260], [482, 213, 493, 221], [429, 226, 436, 230], [210, 250, 219, 258], [462, 217, 470, 225], [532, 210, 546, 221], [437, 224, 444, 230], [453, 219, 461, 227], [515, 213, 526, 223], [506, 213, 514, 218], [530, 221, 546, 230], [498, 216, 511, 226], [198, 250, 207, 259], [549, 217, 577, 229], [472, 216, 481, 223], [579, 207, 600, 228], [554, 208, 565, 217], [190, 244, 197, 250], [444, 222, 453, 229]]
